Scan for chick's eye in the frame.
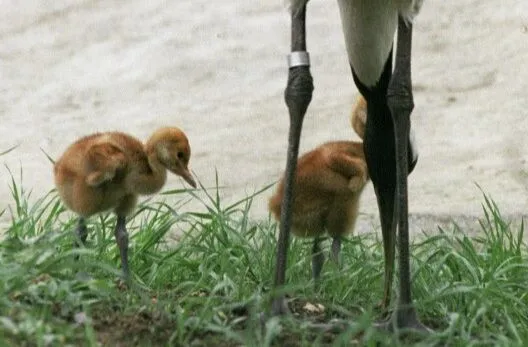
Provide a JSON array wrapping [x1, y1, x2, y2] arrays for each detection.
[[177, 152, 184, 159]]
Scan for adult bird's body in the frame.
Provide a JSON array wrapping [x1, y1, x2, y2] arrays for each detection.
[[272, 0, 428, 332]]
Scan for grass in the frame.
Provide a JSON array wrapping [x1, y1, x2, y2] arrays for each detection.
[[1, 172, 528, 346]]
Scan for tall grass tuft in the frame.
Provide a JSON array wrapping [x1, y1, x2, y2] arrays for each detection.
[[1, 172, 527, 346]]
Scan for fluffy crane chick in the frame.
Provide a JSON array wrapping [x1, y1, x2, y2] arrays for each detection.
[[54, 127, 197, 278], [269, 98, 369, 281]]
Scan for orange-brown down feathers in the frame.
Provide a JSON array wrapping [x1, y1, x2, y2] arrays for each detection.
[[268, 141, 368, 238], [54, 127, 196, 218], [269, 96, 369, 240]]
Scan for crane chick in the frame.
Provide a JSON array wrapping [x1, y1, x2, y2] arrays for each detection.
[[269, 96, 369, 281], [54, 127, 197, 278]]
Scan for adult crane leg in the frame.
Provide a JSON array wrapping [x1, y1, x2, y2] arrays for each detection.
[[271, 4, 314, 316], [383, 15, 428, 332]]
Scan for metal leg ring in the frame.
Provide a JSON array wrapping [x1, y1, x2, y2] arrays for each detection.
[[288, 51, 310, 67]]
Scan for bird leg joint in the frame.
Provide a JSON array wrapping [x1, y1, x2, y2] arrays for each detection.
[[115, 229, 128, 245], [386, 86, 414, 117], [284, 65, 314, 123]]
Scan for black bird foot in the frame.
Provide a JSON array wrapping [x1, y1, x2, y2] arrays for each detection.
[[374, 305, 431, 335], [258, 296, 290, 332], [259, 296, 289, 326], [271, 296, 291, 316], [116, 277, 129, 291], [373, 300, 391, 320]]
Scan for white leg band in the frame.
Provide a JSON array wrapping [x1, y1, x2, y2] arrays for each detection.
[[287, 51, 310, 67]]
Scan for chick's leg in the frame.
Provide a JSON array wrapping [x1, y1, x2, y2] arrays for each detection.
[[114, 215, 129, 278], [75, 217, 88, 245], [330, 236, 341, 265], [312, 237, 324, 282]]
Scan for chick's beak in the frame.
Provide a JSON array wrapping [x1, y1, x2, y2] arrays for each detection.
[[180, 168, 197, 188]]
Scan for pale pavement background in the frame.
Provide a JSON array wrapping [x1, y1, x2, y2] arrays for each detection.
[[1, 0, 527, 236]]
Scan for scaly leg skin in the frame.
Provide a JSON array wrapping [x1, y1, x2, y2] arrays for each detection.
[[312, 238, 324, 283], [375, 186, 396, 316], [271, 3, 313, 317], [330, 236, 341, 265], [114, 215, 130, 280], [377, 16, 429, 334]]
